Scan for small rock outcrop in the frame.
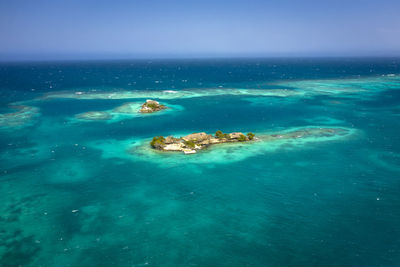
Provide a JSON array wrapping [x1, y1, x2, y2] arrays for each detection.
[[150, 131, 256, 154], [140, 100, 167, 113]]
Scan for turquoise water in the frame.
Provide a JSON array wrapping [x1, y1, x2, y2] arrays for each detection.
[[0, 59, 400, 266]]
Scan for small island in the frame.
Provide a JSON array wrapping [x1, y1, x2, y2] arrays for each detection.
[[140, 99, 167, 113], [150, 131, 256, 154], [74, 99, 170, 122]]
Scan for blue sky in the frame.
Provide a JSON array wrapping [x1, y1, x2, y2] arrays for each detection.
[[1, 0, 400, 60]]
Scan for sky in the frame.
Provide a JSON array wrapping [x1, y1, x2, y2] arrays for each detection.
[[1, 0, 400, 60]]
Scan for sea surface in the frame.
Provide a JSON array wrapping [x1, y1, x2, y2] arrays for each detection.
[[0, 58, 399, 266]]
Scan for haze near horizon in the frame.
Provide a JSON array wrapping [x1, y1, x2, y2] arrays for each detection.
[[1, 0, 400, 60]]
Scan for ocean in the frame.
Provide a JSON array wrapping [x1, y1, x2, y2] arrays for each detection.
[[0, 58, 399, 266]]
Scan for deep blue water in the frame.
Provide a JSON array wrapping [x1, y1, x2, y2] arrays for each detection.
[[0, 58, 399, 266]]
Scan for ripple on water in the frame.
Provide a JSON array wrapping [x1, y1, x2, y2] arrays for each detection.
[[367, 150, 400, 173]]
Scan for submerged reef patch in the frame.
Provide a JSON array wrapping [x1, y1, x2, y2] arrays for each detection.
[[75, 111, 113, 121], [275, 75, 400, 98], [0, 105, 40, 130], [39, 88, 300, 101], [32, 75, 400, 105], [44, 157, 96, 184]]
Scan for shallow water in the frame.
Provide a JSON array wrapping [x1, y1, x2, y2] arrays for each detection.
[[0, 59, 400, 266]]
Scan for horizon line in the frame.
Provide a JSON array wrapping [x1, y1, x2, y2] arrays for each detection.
[[1, 54, 400, 64]]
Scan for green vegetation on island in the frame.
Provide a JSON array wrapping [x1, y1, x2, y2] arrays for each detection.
[[238, 134, 247, 142], [149, 131, 256, 154], [247, 132, 255, 140], [140, 100, 167, 113], [184, 140, 196, 149], [216, 130, 254, 141], [150, 136, 166, 149]]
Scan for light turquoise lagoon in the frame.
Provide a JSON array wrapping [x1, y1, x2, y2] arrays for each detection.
[[0, 59, 399, 266]]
